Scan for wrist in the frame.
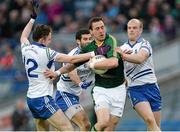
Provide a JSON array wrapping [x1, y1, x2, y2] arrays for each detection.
[[78, 82, 83, 87], [30, 18, 35, 23], [90, 51, 95, 57], [55, 70, 61, 76], [89, 61, 95, 69], [121, 53, 125, 61]]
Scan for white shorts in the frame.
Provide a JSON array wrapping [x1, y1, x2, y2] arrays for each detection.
[[92, 83, 126, 117]]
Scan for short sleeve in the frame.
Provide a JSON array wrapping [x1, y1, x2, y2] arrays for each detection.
[[21, 40, 31, 49], [140, 40, 152, 57], [47, 48, 58, 61]]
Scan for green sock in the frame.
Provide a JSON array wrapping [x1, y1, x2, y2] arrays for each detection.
[[91, 126, 97, 131]]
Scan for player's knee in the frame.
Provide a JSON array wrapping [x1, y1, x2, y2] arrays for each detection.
[[144, 116, 156, 126], [84, 121, 91, 130], [108, 120, 118, 130], [112, 120, 119, 127], [81, 117, 91, 130], [59, 122, 74, 131], [63, 124, 74, 131], [97, 120, 109, 128]]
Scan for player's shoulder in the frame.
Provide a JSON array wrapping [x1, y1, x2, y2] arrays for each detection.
[[141, 38, 152, 47], [106, 34, 117, 42], [21, 41, 31, 49], [104, 34, 117, 47]]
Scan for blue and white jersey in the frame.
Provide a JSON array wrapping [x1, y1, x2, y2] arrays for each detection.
[[121, 37, 157, 87], [57, 47, 95, 96], [21, 41, 58, 98]]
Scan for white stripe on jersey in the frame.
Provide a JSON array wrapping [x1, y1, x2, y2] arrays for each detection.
[[121, 37, 157, 87], [21, 42, 58, 98], [57, 47, 95, 96]]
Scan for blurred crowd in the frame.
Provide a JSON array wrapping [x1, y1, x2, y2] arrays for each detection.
[[0, 0, 179, 93], [0, 0, 179, 40]]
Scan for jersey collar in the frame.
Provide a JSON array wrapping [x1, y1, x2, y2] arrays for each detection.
[[32, 42, 46, 47], [94, 33, 109, 47], [127, 36, 143, 48]]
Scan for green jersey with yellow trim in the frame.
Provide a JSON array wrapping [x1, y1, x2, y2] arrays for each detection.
[[76, 34, 125, 88]]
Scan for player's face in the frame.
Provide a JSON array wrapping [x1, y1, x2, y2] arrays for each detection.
[[44, 32, 52, 46], [80, 34, 93, 48], [127, 21, 142, 41], [90, 21, 106, 41]]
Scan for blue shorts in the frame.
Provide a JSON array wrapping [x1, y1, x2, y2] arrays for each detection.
[[127, 83, 162, 111], [55, 91, 80, 112], [27, 95, 59, 119]]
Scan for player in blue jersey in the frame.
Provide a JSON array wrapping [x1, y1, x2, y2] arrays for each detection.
[[116, 18, 161, 131], [55, 29, 94, 131], [20, 1, 95, 131]]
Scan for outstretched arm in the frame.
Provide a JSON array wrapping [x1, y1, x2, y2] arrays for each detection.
[[115, 47, 148, 64], [122, 49, 148, 64], [55, 52, 95, 64], [20, 0, 39, 45], [89, 57, 119, 70], [68, 69, 93, 89], [44, 63, 76, 80], [20, 19, 35, 45], [44, 64, 93, 89]]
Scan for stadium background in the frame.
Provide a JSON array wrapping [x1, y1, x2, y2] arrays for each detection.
[[0, 0, 180, 130]]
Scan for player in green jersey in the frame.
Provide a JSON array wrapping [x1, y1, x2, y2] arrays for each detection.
[[76, 17, 126, 131], [44, 17, 127, 131]]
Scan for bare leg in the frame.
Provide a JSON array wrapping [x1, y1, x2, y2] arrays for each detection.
[[34, 119, 49, 131], [134, 102, 160, 131], [153, 111, 161, 129], [94, 108, 110, 131], [71, 110, 91, 131], [47, 109, 74, 131], [104, 115, 120, 131]]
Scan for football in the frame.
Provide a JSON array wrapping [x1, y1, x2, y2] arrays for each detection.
[[91, 55, 108, 75]]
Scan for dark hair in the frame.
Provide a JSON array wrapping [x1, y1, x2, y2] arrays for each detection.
[[88, 17, 104, 30], [32, 24, 52, 41], [75, 28, 90, 40]]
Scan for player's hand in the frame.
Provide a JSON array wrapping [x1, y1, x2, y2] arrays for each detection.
[[85, 59, 94, 70], [115, 47, 132, 54], [123, 49, 133, 54], [96, 45, 111, 55], [30, 0, 39, 19], [44, 69, 57, 80], [79, 81, 93, 89], [115, 47, 123, 54]]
